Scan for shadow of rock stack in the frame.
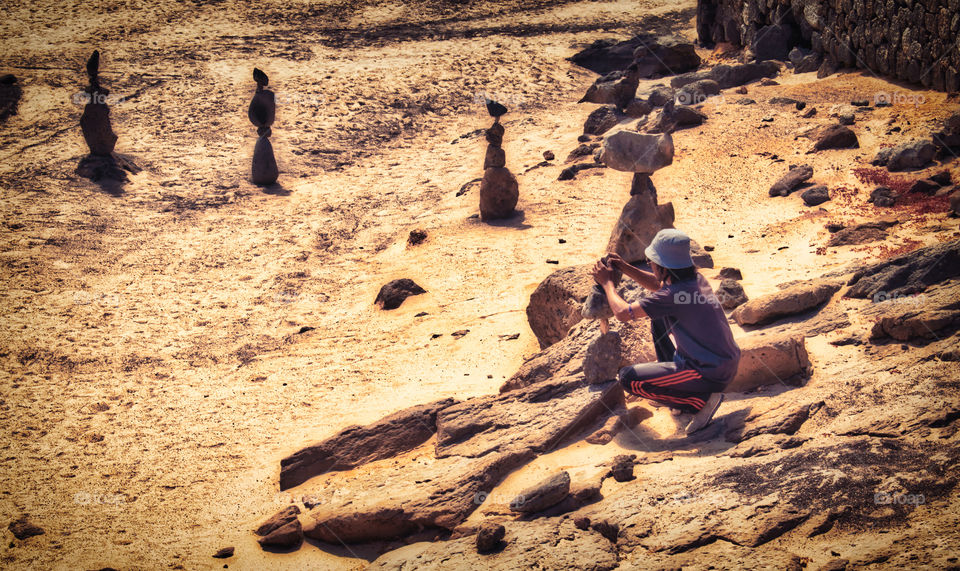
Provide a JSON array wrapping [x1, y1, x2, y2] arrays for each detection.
[[478, 98, 518, 220], [75, 50, 139, 192], [0, 73, 22, 122], [248, 68, 279, 186]]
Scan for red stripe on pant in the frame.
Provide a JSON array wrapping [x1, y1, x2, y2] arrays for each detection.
[[637, 386, 705, 409]]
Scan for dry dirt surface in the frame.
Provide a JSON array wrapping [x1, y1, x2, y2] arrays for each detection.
[[1, 0, 959, 570]]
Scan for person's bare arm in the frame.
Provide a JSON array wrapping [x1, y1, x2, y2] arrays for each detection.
[[592, 260, 648, 322], [606, 253, 661, 292]]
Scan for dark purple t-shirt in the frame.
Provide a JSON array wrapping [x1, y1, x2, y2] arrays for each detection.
[[636, 273, 741, 384]]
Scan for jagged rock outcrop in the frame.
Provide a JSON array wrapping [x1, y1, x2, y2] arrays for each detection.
[[279, 398, 455, 489], [846, 239, 960, 300], [570, 34, 700, 76], [526, 265, 595, 349]]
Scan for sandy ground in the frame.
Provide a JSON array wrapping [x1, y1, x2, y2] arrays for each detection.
[[1, 0, 958, 569]]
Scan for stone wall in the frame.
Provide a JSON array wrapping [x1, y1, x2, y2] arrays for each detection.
[[696, 0, 960, 92]]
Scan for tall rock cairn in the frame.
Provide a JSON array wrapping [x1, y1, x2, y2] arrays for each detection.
[[79, 50, 117, 157], [478, 98, 518, 220], [248, 68, 279, 186]]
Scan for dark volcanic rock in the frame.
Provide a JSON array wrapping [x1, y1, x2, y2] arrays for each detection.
[[569, 34, 700, 77], [675, 79, 720, 106], [375, 278, 427, 310], [768, 164, 813, 196], [812, 125, 859, 151], [583, 106, 624, 136], [624, 98, 652, 117], [672, 61, 779, 90], [733, 279, 842, 326], [908, 178, 940, 195], [718, 267, 743, 280], [483, 144, 506, 169], [801, 185, 830, 206], [610, 454, 636, 482], [579, 67, 641, 110], [251, 136, 279, 185], [645, 85, 676, 107], [479, 167, 519, 220], [8, 517, 44, 540], [279, 398, 454, 489], [213, 546, 235, 558], [476, 522, 506, 553], [873, 140, 937, 171], [0, 74, 22, 121], [716, 278, 748, 310], [511, 471, 571, 513], [846, 239, 960, 300]]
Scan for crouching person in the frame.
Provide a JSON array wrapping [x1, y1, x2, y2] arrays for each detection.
[[590, 229, 740, 435]]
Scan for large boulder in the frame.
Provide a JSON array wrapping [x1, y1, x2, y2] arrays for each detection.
[[715, 279, 748, 310], [300, 377, 621, 544], [526, 265, 594, 349], [846, 239, 960, 300], [279, 398, 456, 489], [801, 185, 830, 206], [872, 140, 937, 171], [733, 279, 842, 326], [606, 174, 675, 263], [861, 280, 960, 341], [675, 79, 720, 106], [569, 34, 700, 77], [599, 130, 674, 173], [479, 167, 519, 220], [726, 333, 811, 393], [812, 125, 859, 151], [251, 136, 279, 186], [768, 164, 813, 196], [725, 401, 822, 443]]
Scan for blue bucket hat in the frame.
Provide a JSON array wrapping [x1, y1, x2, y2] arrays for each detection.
[[645, 228, 694, 269]]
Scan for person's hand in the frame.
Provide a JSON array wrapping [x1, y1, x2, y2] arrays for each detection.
[[605, 252, 626, 269], [592, 259, 614, 286]]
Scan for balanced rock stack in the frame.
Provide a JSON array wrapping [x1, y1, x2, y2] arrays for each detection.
[[75, 50, 139, 184], [248, 68, 279, 186], [600, 130, 676, 263], [79, 50, 117, 156], [478, 98, 519, 220]]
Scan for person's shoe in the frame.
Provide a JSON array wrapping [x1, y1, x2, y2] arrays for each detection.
[[685, 393, 724, 435]]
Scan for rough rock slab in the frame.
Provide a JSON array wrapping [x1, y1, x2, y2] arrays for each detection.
[[801, 185, 830, 206], [600, 130, 674, 173], [733, 279, 842, 326], [255, 505, 301, 536], [279, 398, 455, 489], [826, 220, 897, 247], [716, 278, 747, 309], [510, 471, 571, 513], [583, 106, 624, 136], [846, 238, 960, 299], [257, 520, 303, 549], [725, 401, 822, 443], [436, 378, 621, 458], [302, 449, 534, 543], [726, 333, 811, 393], [670, 61, 779, 89], [579, 68, 640, 109], [861, 279, 960, 341], [369, 518, 619, 570]]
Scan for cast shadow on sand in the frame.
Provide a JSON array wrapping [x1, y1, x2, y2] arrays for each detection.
[[473, 209, 532, 230], [259, 182, 291, 196]]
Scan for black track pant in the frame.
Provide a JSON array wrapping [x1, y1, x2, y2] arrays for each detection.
[[618, 318, 722, 413]]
